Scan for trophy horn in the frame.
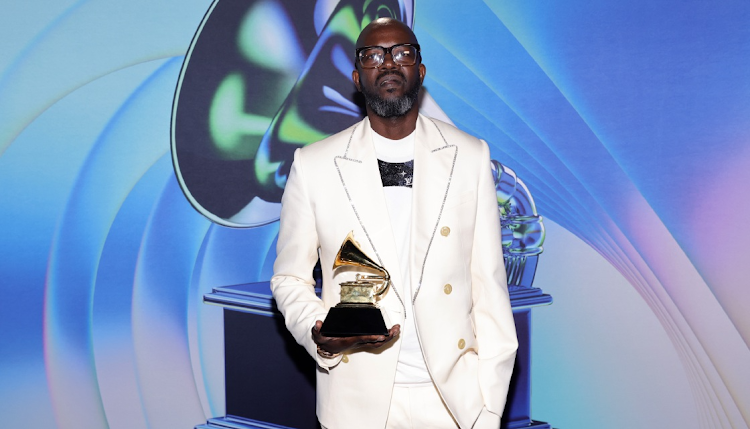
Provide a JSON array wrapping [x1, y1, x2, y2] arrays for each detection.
[[333, 231, 390, 296]]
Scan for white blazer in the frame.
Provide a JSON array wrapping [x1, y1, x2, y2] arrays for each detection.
[[271, 114, 518, 429]]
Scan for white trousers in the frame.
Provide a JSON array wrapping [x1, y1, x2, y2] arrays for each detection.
[[385, 384, 459, 429], [321, 384, 501, 429]]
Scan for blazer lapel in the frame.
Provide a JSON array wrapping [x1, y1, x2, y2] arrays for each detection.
[[334, 118, 406, 314], [410, 115, 458, 303]]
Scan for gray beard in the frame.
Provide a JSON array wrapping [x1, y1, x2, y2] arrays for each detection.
[[361, 76, 421, 118]]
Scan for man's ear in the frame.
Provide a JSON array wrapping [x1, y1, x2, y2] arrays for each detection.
[[418, 63, 426, 84], [352, 69, 361, 92]]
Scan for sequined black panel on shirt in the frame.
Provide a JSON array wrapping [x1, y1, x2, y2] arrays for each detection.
[[378, 159, 414, 187]]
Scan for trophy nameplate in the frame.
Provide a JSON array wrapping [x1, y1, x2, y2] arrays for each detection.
[[320, 231, 390, 337]]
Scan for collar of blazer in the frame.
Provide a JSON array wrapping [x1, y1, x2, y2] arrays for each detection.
[[334, 114, 458, 311]]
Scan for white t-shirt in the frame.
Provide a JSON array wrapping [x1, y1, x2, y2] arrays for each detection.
[[371, 128, 431, 385]]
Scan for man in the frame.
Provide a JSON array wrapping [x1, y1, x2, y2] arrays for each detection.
[[271, 17, 517, 429]]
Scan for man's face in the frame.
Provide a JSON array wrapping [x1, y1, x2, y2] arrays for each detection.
[[352, 23, 426, 118]]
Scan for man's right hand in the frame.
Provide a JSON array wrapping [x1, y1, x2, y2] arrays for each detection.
[[312, 320, 400, 355]]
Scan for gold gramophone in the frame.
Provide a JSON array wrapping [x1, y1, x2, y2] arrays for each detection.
[[319, 231, 391, 337]]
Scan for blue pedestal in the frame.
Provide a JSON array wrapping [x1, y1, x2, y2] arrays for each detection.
[[198, 282, 552, 429], [501, 286, 552, 429]]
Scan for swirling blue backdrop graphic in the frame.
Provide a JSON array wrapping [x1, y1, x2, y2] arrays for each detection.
[[0, 0, 748, 428]]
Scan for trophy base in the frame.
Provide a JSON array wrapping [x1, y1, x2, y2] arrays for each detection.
[[320, 304, 388, 337]]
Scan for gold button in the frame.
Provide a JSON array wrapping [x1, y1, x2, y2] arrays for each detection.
[[342, 355, 349, 363], [443, 284, 452, 294], [440, 226, 450, 237], [458, 339, 466, 350]]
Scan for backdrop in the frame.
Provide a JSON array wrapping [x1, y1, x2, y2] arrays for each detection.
[[1, 1, 748, 428]]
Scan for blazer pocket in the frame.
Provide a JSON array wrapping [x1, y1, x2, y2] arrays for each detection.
[[444, 190, 476, 211]]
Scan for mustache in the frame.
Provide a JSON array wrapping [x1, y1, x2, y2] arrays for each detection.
[[376, 70, 406, 84]]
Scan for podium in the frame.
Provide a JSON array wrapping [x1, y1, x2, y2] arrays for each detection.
[[196, 280, 552, 429]]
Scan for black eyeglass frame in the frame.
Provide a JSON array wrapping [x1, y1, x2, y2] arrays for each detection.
[[355, 43, 422, 68]]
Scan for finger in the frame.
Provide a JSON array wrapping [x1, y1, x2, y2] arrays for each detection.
[[357, 336, 395, 349], [378, 326, 400, 344], [364, 325, 401, 343], [358, 334, 389, 344], [366, 326, 398, 343], [311, 321, 327, 345], [355, 333, 398, 348]]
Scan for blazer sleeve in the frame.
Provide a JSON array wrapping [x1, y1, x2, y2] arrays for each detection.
[[471, 140, 519, 417], [271, 148, 342, 369]]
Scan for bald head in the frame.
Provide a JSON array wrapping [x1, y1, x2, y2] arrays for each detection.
[[355, 18, 419, 51], [351, 17, 425, 134]]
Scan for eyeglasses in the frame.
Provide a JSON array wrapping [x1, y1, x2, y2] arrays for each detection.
[[356, 43, 421, 69]]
